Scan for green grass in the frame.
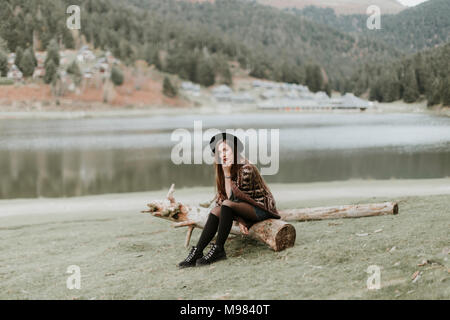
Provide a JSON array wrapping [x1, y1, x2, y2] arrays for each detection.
[[0, 78, 14, 86], [0, 194, 448, 299]]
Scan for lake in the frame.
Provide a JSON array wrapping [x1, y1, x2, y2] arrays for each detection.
[[1, 112, 449, 199]]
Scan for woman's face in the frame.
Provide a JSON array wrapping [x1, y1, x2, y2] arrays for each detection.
[[216, 141, 234, 167]]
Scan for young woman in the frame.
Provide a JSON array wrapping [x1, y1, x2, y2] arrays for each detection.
[[178, 132, 281, 268]]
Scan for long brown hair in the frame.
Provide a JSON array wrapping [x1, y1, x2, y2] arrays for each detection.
[[214, 139, 243, 201], [213, 140, 273, 202], [215, 162, 240, 201]]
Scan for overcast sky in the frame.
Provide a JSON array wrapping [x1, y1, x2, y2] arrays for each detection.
[[397, 0, 429, 7]]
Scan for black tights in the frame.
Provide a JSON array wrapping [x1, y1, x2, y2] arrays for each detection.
[[196, 200, 259, 251]]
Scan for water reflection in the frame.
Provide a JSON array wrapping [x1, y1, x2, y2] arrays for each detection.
[[1, 146, 449, 199], [0, 113, 449, 199]]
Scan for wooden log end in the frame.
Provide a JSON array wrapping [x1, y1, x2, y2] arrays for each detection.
[[249, 219, 296, 252], [274, 223, 296, 251], [393, 203, 399, 215]]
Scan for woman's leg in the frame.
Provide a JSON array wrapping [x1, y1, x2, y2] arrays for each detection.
[[195, 206, 221, 252], [196, 201, 258, 266], [215, 200, 259, 249]]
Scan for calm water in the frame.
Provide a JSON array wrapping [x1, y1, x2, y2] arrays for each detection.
[[1, 113, 449, 199]]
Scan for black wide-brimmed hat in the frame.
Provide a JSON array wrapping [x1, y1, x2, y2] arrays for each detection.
[[209, 132, 244, 155]]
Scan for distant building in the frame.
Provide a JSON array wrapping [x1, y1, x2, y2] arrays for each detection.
[[180, 81, 201, 97], [329, 93, 372, 110], [33, 66, 45, 78], [253, 80, 281, 89], [212, 84, 233, 102], [258, 90, 371, 111], [181, 81, 201, 92], [7, 53, 15, 66], [259, 98, 322, 110], [230, 93, 255, 104], [212, 84, 232, 95], [7, 65, 23, 80], [260, 90, 277, 100], [105, 51, 119, 65], [284, 91, 299, 100], [77, 46, 96, 63], [97, 62, 109, 73], [83, 68, 93, 79], [35, 52, 46, 68]]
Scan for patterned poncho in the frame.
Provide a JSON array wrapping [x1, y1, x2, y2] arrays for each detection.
[[215, 163, 281, 219]]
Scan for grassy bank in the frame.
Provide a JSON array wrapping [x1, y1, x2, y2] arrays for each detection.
[[0, 182, 449, 299]]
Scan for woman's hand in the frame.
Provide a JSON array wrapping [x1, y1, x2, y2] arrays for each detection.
[[237, 218, 249, 235]]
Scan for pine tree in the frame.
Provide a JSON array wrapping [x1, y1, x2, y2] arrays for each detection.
[[44, 60, 57, 84], [62, 28, 75, 49], [426, 78, 441, 106], [119, 39, 132, 62], [402, 67, 420, 103], [220, 64, 232, 85], [0, 37, 7, 52], [30, 48, 37, 67], [44, 39, 60, 84], [414, 53, 429, 94], [306, 64, 323, 93], [369, 77, 383, 102], [15, 47, 24, 70], [441, 76, 450, 107], [144, 44, 154, 66], [20, 48, 36, 78], [280, 62, 298, 83], [111, 66, 124, 86], [196, 58, 215, 87], [214, 55, 232, 85], [45, 39, 60, 67], [0, 51, 8, 77], [249, 55, 270, 79], [163, 76, 177, 97], [153, 50, 162, 70], [67, 60, 82, 85], [185, 52, 199, 83], [381, 70, 400, 102], [249, 63, 266, 79]]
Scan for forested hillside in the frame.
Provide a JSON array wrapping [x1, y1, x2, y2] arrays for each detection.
[[348, 43, 450, 106], [124, 0, 404, 91], [0, 0, 448, 106], [255, 0, 406, 15], [0, 0, 402, 92], [293, 0, 450, 53]]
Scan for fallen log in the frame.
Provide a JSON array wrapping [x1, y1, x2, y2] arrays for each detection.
[[141, 184, 296, 252], [141, 185, 399, 251], [279, 202, 398, 221]]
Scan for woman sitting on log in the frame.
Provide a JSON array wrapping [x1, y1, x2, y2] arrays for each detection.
[[178, 132, 281, 268]]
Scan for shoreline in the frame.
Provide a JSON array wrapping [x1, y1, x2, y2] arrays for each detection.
[[1, 178, 449, 218], [0, 101, 449, 120]]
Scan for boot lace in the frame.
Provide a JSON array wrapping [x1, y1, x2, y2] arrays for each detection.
[[185, 246, 198, 262], [204, 244, 218, 260]]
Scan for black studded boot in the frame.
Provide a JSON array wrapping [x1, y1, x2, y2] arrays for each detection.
[[195, 243, 227, 266], [178, 246, 203, 269]]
